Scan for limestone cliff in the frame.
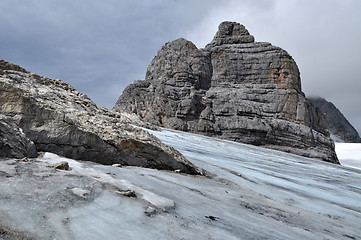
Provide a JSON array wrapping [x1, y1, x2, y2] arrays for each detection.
[[0, 58, 198, 174], [114, 21, 338, 163]]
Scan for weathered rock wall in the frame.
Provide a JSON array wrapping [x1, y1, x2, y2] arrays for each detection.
[[0, 114, 37, 158], [0, 58, 198, 174], [114, 22, 338, 163]]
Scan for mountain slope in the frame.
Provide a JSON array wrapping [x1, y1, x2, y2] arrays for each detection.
[[308, 97, 361, 143]]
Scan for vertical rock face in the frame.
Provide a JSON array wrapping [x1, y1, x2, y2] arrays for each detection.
[[125, 38, 212, 129], [308, 97, 361, 143], [0, 114, 38, 158], [0, 58, 198, 174], [114, 21, 338, 163]]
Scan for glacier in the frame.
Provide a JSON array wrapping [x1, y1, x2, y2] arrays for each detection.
[[336, 143, 361, 170], [0, 128, 361, 239]]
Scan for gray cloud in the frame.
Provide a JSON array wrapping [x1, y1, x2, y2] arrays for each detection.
[[0, 0, 360, 134]]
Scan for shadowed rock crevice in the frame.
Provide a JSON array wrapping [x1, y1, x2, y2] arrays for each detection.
[[114, 21, 338, 164]]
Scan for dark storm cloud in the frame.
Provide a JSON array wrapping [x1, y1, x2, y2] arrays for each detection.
[[0, 0, 223, 106], [0, 0, 360, 134]]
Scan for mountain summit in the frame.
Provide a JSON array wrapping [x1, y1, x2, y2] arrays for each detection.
[[114, 21, 338, 163]]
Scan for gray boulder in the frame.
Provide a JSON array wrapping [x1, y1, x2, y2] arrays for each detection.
[[0, 114, 38, 159], [114, 21, 338, 164], [308, 97, 361, 143], [0, 58, 198, 174]]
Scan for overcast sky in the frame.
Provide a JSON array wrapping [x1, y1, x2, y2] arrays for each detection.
[[1, 0, 360, 135]]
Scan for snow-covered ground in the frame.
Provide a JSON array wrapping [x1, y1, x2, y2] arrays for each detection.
[[1, 128, 361, 239], [336, 143, 361, 170]]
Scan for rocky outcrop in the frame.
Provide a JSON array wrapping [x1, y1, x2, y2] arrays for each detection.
[[114, 21, 338, 163], [308, 97, 361, 143], [0, 58, 198, 174], [0, 114, 38, 158]]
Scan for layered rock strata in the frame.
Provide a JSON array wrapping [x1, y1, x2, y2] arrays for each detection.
[[308, 97, 361, 143], [114, 21, 338, 163], [0, 58, 198, 174]]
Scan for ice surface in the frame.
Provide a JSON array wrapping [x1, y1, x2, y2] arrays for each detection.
[[70, 188, 91, 198], [0, 128, 361, 239], [40, 152, 175, 210], [336, 143, 361, 170]]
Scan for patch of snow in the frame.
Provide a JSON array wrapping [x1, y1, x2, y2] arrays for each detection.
[[335, 143, 361, 170], [40, 152, 175, 210], [47, 191, 150, 240]]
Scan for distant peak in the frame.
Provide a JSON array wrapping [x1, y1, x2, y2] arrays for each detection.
[[206, 21, 255, 48]]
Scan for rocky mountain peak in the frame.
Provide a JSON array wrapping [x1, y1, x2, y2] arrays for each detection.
[[206, 21, 255, 48], [114, 21, 338, 164], [161, 38, 198, 51]]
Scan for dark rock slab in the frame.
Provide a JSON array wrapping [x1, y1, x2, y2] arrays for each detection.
[[0, 114, 37, 159]]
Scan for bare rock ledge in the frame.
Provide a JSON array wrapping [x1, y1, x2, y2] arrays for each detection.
[[0, 58, 198, 174]]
